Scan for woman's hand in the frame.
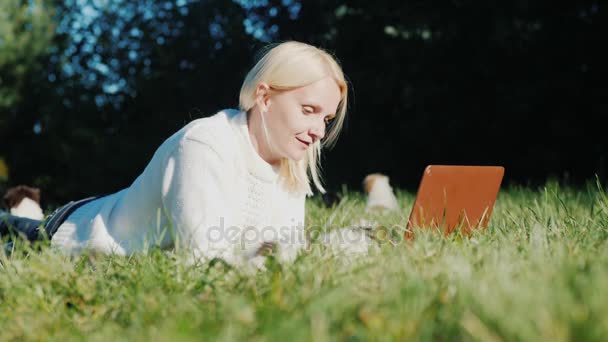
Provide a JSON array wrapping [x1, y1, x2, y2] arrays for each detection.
[[255, 241, 277, 256]]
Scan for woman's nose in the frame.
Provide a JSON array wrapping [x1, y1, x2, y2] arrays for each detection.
[[309, 118, 326, 142]]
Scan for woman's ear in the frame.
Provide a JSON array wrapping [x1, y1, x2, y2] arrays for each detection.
[[255, 83, 271, 112]]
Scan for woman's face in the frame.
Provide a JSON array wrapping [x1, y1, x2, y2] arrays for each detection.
[[257, 76, 342, 163]]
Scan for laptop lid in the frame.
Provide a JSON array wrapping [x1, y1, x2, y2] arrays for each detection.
[[406, 165, 504, 237]]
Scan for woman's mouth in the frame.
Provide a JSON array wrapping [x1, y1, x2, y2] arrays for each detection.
[[296, 137, 311, 148]]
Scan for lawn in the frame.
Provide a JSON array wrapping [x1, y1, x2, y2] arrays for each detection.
[[1, 181, 607, 341]]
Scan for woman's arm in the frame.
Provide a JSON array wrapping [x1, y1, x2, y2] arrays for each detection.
[[161, 137, 241, 266]]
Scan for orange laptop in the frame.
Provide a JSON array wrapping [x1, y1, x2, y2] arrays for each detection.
[[406, 165, 504, 238]]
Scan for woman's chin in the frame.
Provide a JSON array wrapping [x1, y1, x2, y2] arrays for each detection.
[[285, 150, 306, 161]]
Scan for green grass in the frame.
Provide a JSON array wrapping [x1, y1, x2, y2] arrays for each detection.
[[2, 181, 608, 341]]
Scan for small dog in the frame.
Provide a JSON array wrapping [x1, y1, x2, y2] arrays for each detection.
[[362, 173, 399, 212], [2, 185, 45, 220]]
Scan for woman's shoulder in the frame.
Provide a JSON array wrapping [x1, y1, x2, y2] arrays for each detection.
[[174, 108, 243, 151], [181, 109, 239, 140], [148, 109, 243, 168]]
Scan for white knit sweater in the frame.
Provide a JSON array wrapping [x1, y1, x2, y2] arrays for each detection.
[[51, 109, 307, 266]]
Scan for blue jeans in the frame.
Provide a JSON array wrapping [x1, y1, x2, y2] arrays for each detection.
[[0, 195, 104, 244], [0, 211, 44, 242]]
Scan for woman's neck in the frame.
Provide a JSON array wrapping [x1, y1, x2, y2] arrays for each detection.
[[246, 109, 281, 166]]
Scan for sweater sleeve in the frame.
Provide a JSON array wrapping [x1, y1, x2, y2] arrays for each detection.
[[160, 137, 241, 266]]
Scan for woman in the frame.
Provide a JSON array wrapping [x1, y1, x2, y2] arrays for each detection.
[[1, 41, 348, 268]]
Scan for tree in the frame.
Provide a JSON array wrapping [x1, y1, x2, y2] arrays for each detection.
[[0, 0, 56, 195], [0, 0, 55, 111], [1, 0, 262, 204]]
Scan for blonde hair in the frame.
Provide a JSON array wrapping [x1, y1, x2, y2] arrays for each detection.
[[239, 41, 348, 196]]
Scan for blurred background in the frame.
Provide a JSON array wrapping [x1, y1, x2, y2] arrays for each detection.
[[0, 0, 606, 206]]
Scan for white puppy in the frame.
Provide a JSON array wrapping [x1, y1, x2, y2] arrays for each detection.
[[2, 185, 45, 220], [362, 173, 399, 212]]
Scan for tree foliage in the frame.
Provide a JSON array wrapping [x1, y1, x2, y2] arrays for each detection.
[[0, 0, 55, 117], [0, 0, 605, 204]]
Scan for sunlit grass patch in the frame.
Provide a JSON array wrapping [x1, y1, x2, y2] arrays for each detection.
[[1, 181, 607, 340]]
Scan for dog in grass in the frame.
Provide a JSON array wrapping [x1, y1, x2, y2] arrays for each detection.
[[362, 173, 400, 212], [2, 185, 45, 220]]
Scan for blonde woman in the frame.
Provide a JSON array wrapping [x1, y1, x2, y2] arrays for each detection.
[[1, 41, 349, 268]]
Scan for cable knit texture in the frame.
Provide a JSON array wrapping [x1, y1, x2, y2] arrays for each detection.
[[51, 109, 307, 267]]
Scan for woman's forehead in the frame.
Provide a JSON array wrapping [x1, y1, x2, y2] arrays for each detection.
[[293, 77, 341, 111]]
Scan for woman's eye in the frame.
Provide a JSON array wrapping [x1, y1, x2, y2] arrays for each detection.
[[302, 106, 314, 114]]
